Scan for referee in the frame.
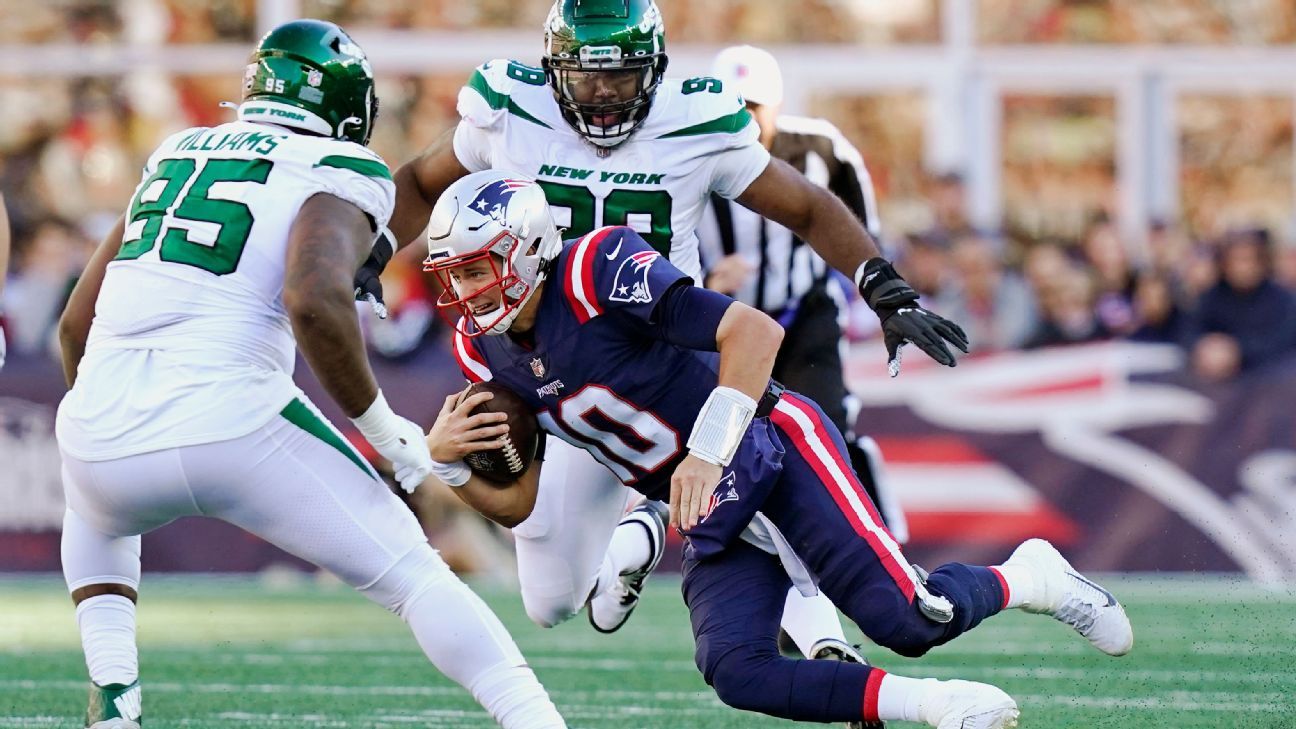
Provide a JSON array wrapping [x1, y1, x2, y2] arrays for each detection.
[[700, 46, 907, 542]]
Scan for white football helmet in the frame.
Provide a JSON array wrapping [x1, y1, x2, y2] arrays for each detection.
[[423, 170, 564, 336]]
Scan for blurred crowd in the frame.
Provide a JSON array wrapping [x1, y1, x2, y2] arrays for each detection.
[[893, 173, 1296, 381], [3, 0, 1296, 387]]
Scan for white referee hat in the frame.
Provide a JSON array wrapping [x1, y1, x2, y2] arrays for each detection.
[[711, 45, 784, 107]]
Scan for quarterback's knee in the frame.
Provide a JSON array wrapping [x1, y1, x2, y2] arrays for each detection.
[[843, 584, 939, 658], [521, 592, 581, 629], [701, 645, 783, 714]]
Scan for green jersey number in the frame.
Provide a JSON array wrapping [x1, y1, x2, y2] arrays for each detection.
[[536, 181, 674, 255], [682, 77, 724, 95], [116, 157, 274, 276], [506, 61, 547, 86]]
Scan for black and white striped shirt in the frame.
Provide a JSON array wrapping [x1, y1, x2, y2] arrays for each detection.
[[698, 114, 880, 315]]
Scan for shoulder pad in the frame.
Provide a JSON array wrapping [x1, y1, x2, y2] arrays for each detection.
[[458, 59, 554, 131], [649, 79, 754, 142]]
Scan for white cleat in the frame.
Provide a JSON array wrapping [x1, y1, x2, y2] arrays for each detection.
[[921, 680, 1019, 729], [588, 501, 667, 634], [1004, 538, 1134, 656]]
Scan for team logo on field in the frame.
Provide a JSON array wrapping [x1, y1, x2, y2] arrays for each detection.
[[530, 357, 547, 379], [467, 179, 531, 229], [609, 250, 660, 304], [700, 472, 740, 523]]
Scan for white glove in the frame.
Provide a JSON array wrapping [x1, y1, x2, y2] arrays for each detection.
[[350, 390, 433, 493]]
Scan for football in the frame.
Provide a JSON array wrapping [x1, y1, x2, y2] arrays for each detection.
[[459, 381, 540, 484]]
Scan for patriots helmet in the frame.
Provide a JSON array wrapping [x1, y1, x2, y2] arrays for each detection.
[[424, 170, 564, 337], [542, 0, 667, 149]]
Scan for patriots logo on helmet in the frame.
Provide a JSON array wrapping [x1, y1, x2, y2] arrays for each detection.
[[467, 178, 531, 230], [701, 472, 740, 524], [608, 249, 660, 304]]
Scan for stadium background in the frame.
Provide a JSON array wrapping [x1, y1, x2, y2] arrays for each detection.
[[0, 2, 1294, 727]]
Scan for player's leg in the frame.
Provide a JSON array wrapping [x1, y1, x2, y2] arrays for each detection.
[[60, 447, 201, 729], [766, 393, 1131, 658], [510, 437, 656, 630], [684, 541, 1018, 728], [186, 400, 566, 728]]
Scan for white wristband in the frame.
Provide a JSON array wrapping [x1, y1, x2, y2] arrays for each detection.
[[350, 390, 401, 444], [687, 386, 757, 467], [429, 458, 472, 487]]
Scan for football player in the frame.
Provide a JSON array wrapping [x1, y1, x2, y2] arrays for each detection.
[[373, 0, 966, 662], [55, 21, 565, 729], [421, 170, 1135, 729]]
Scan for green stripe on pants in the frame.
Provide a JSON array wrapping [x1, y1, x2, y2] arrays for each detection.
[[280, 398, 376, 479]]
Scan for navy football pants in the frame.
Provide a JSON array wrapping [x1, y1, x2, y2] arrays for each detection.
[[682, 394, 1006, 723]]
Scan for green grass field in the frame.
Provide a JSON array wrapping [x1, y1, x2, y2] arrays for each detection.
[[1, 573, 1292, 728]]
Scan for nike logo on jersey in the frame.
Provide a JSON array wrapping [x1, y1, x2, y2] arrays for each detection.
[[605, 239, 624, 260]]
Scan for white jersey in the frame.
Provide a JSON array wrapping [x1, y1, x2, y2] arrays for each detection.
[[452, 59, 771, 281], [57, 121, 394, 460]]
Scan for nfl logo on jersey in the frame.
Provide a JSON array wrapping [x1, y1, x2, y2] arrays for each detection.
[[530, 357, 546, 379], [609, 250, 661, 304]]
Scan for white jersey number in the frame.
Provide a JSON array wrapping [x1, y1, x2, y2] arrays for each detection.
[[541, 385, 680, 482]]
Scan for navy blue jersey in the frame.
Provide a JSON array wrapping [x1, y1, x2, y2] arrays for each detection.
[[452, 226, 726, 500]]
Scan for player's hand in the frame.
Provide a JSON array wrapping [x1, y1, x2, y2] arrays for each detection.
[[370, 415, 435, 493], [703, 254, 754, 295], [354, 227, 395, 319], [350, 391, 435, 493], [880, 305, 969, 376], [670, 454, 723, 531], [857, 257, 969, 375], [425, 389, 510, 464]]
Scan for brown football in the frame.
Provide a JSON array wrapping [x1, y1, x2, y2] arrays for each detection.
[[459, 381, 540, 485]]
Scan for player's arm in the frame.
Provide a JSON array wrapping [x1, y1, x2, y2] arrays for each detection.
[[285, 194, 382, 415], [389, 127, 470, 250], [738, 158, 968, 373], [650, 282, 784, 529], [285, 193, 435, 493], [425, 389, 539, 528], [58, 215, 126, 387]]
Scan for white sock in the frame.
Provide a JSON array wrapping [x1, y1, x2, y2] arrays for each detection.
[[876, 674, 938, 723], [400, 575, 564, 727], [469, 664, 567, 729], [606, 518, 653, 576], [780, 588, 847, 657], [992, 565, 1033, 609], [76, 595, 138, 687]]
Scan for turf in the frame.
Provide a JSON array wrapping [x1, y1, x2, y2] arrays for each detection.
[[1, 573, 1292, 728]]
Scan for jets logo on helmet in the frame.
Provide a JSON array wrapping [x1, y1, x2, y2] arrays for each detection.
[[467, 179, 533, 229]]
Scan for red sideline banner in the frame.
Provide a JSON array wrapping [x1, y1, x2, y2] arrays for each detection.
[[1, 342, 1293, 580]]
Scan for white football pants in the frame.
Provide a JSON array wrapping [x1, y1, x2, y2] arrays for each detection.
[[60, 397, 565, 728]]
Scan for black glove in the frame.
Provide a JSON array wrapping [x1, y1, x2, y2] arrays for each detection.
[[857, 257, 969, 376], [354, 227, 396, 319]]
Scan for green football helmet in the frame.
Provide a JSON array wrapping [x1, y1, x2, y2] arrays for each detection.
[[238, 19, 378, 145], [542, 0, 667, 149]]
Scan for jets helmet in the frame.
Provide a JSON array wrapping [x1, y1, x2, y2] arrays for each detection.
[[542, 0, 667, 149], [423, 171, 565, 337], [238, 19, 379, 145]]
